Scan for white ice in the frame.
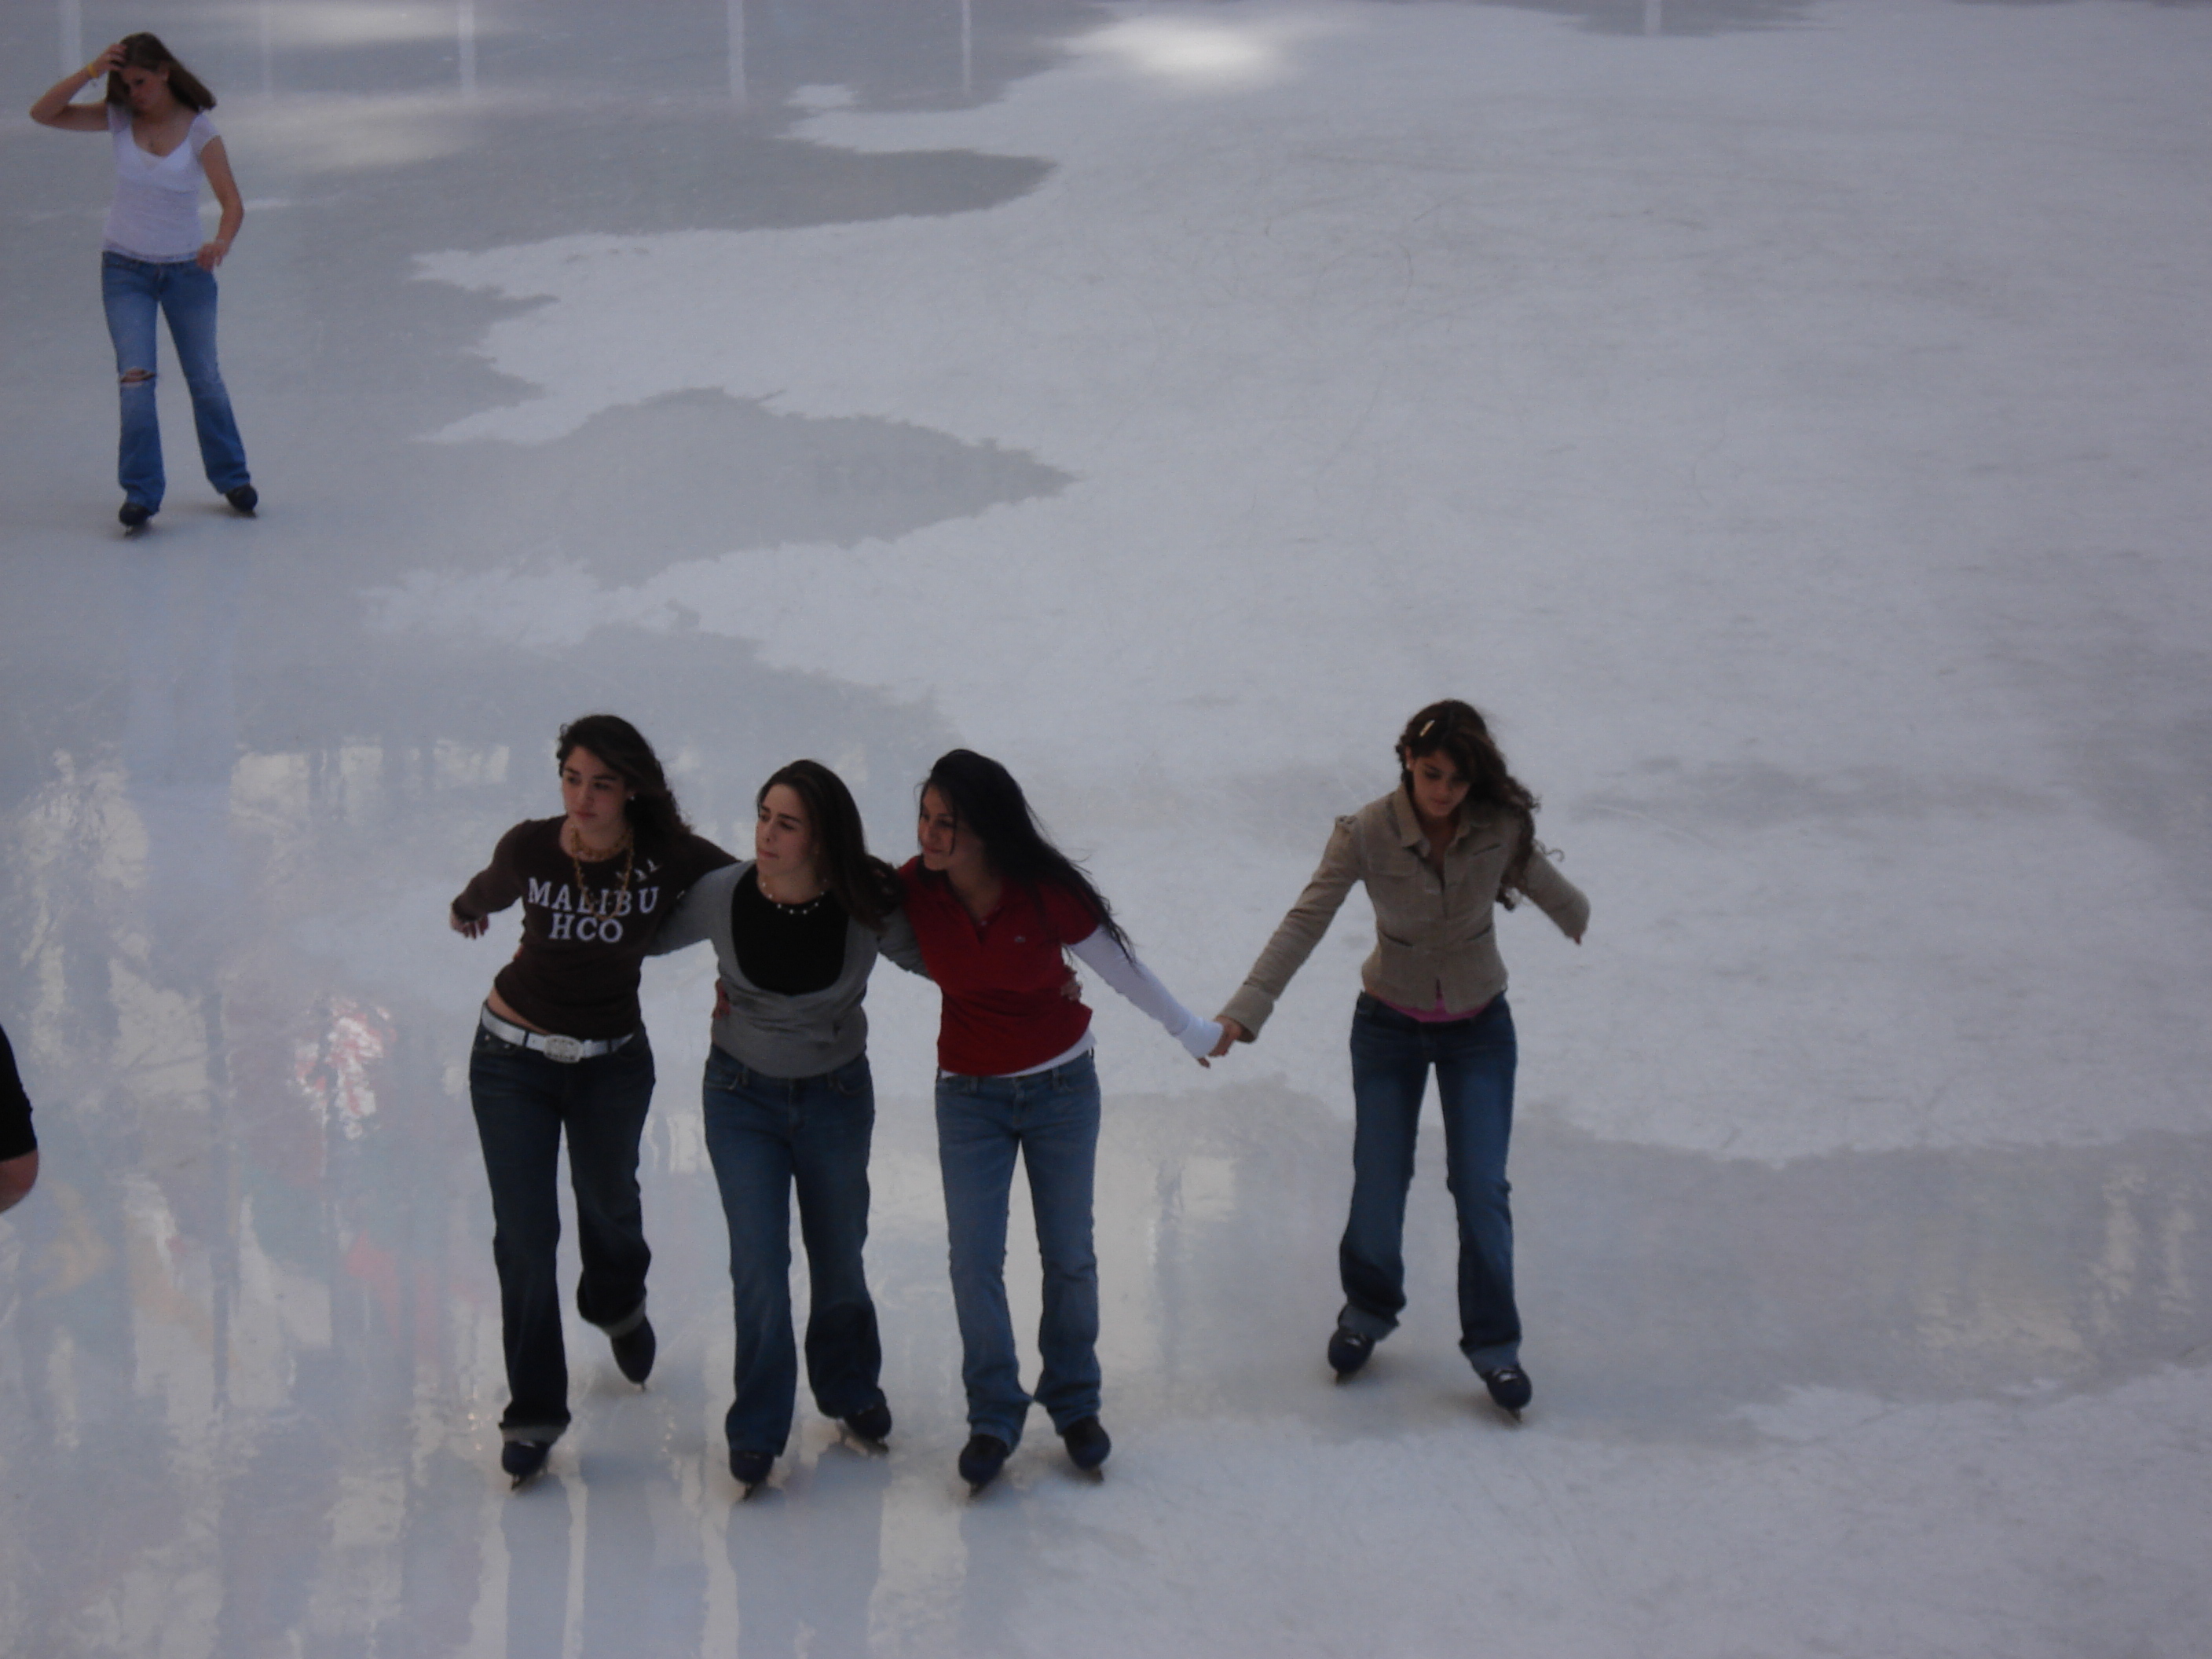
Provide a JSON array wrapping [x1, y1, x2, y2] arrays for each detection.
[[2, 0, 2209, 1654]]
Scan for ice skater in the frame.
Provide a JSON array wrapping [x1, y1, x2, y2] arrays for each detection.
[[449, 716, 734, 1485], [1210, 701, 1589, 1419], [652, 760, 929, 1494], [899, 750, 1220, 1491], [30, 34, 257, 530]]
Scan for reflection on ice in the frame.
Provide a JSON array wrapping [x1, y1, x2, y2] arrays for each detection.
[[1072, 15, 1344, 90], [5, 998, 2207, 1649]]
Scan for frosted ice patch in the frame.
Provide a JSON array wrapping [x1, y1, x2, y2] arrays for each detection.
[[1737, 1387, 1895, 1444], [367, 561, 687, 645]]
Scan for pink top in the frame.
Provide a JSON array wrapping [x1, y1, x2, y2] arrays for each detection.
[[1379, 993, 1493, 1024]]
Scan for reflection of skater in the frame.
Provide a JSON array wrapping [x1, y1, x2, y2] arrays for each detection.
[[30, 35, 256, 530], [0, 1024, 37, 1214], [654, 761, 928, 1492], [449, 716, 733, 1485], [1211, 701, 1589, 1418], [901, 751, 1219, 1490]]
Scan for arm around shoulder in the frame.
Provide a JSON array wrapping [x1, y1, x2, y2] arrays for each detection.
[[647, 865, 732, 958], [874, 905, 931, 977]]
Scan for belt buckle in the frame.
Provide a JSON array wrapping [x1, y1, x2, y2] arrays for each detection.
[[539, 1034, 585, 1064]]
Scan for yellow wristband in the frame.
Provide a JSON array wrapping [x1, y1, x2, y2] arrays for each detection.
[[85, 60, 106, 81]]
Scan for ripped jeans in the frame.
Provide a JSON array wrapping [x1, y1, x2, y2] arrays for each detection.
[[101, 252, 251, 511]]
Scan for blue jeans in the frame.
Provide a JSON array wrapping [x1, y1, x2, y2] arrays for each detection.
[[700, 1046, 885, 1456], [935, 1051, 1103, 1445], [101, 251, 251, 511], [1341, 994, 1522, 1369], [468, 1024, 655, 1441]]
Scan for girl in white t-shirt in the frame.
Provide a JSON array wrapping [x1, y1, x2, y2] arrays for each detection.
[[31, 35, 257, 530]]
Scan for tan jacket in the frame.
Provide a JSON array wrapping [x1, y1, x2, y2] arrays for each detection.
[[1220, 790, 1589, 1038]]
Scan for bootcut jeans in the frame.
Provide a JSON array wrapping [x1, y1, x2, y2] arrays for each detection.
[[1339, 992, 1522, 1370], [935, 1050, 1103, 1447], [700, 1046, 886, 1458], [468, 1023, 654, 1443], [101, 251, 251, 512]]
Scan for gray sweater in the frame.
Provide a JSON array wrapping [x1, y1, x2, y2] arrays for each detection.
[[653, 862, 927, 1079]]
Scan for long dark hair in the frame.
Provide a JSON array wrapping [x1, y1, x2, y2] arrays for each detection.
[[1397, 700, 1544, 903], [918, 749, 1129, 950], [555, 714, 688, 851], [757, 760, 900, 932], [106, 34, 218, 112]]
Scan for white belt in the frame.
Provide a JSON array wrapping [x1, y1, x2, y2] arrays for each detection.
[[479, 1005, 636, 1064]]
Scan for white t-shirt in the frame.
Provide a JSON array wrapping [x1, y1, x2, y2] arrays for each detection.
[[103, 104, 219, 262]]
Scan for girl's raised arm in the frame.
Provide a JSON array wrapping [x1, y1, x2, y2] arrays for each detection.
[[31, 48, 119, 130]]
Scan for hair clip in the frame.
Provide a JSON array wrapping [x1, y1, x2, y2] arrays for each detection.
[[1418, 720, 1435, 738]]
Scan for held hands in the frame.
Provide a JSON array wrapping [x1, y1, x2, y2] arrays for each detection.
[[449, 906, 487, 939], [1208, 1016, 1249, 1060]]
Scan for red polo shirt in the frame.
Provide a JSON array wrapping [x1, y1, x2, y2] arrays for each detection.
[[898, 859, 1099, 1075]]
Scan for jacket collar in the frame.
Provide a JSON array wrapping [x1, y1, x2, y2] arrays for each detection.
[[1388, 787, 1485, 855], [1388, 788, 1423, 848]]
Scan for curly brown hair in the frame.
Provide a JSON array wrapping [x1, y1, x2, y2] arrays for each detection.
[[1397, 700, 1543, 904], [555, 714, 690, 853]]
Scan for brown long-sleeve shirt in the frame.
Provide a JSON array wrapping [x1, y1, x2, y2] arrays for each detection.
[[453, 817, 735, 1039]]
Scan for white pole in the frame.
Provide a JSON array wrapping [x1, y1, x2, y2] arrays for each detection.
[[728, 0, 748, 105]]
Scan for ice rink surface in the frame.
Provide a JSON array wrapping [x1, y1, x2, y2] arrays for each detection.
[[3, 0, 2210, 1653]]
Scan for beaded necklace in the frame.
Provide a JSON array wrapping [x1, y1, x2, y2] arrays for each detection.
[[760, 885, 829, 917], [567, 824, 636, 919]]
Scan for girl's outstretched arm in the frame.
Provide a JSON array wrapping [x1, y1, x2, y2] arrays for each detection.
[[1067, 932, 1221, 1065]]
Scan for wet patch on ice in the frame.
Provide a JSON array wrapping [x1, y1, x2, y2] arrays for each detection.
[[375, 387, 1069, 592]]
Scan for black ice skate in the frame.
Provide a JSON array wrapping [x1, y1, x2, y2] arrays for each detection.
[[1478, 1365, 1532, 1420], [502, 1439, 551, 1488]]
